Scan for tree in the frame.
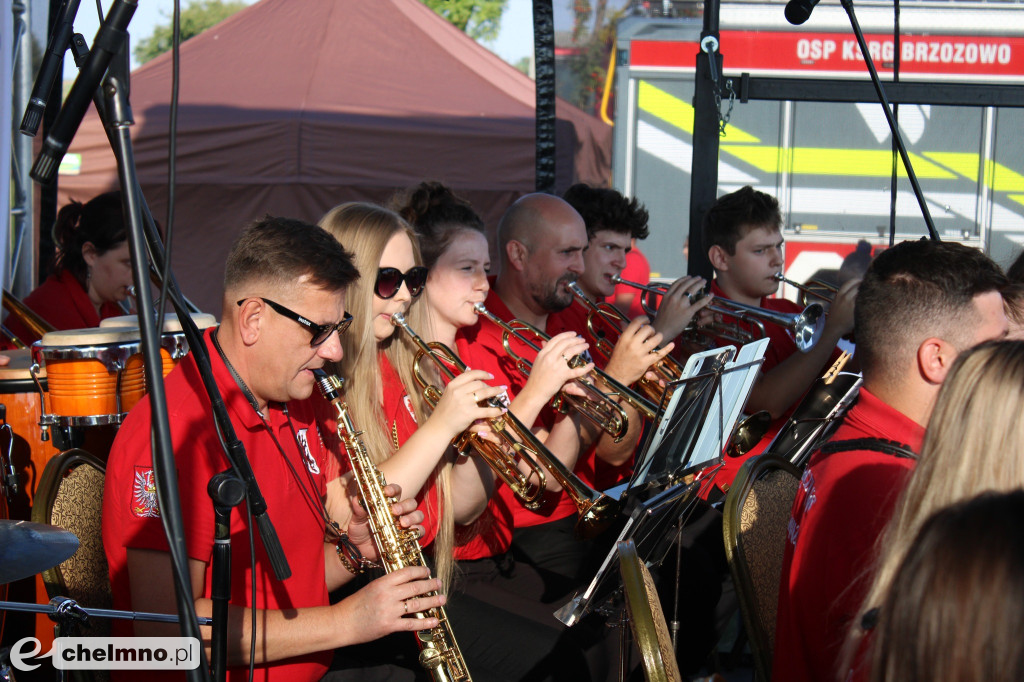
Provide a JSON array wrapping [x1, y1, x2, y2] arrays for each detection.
[[134, 0, 248, 65], [421, 0, 508, 43]]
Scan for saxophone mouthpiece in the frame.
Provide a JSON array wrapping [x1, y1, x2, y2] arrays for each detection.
[[312, 368, 343, 399]]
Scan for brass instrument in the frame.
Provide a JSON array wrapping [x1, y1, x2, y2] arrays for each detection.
[[1, 289, 56, 347], [773, 273, 839, 306], [611, 275, 826, 352], [391, 312, 546, 509], [566, 281, 682, 406], [474, 303, 658, 436], [315, 371, 471, 682], [391, 313, 620, 539]]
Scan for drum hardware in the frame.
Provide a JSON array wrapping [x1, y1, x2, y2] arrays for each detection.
[[0, 409, 17, 502]]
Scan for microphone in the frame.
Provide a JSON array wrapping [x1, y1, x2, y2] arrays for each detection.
[[785, 0, 820, 25], [30, 0, 137, 185], [19, 0, 84, 137]]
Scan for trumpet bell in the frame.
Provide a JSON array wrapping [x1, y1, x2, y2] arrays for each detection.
[[792, 302, 826, 352]]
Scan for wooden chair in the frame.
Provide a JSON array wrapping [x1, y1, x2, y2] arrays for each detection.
[[722, 455, 801, 682]]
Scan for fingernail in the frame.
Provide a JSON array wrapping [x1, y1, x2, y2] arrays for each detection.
[[486, 372, 493, 379]]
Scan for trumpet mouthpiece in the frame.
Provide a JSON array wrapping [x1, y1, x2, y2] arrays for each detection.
[[473, 302, 487, 315], [390, 312, 406, 327]]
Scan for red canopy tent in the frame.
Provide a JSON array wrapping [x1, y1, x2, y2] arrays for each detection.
[[57, 0, 611, 314]]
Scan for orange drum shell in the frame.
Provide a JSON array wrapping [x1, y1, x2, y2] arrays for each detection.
[[43, 355, 146, 418]]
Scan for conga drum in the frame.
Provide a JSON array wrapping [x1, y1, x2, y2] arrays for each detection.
[[33, 327, 145, 430], [100, 313, 218, 377]]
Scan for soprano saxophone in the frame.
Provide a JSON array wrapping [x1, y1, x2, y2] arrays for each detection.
[[314, 370, 472, 682]]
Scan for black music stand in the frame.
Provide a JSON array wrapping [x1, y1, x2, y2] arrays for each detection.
[[554, 480, 700, 627], [622, 338, 768, 503], [555, 338, 768, 627]]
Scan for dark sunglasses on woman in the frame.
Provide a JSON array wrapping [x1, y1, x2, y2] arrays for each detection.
[[375, 266, 428, 299]]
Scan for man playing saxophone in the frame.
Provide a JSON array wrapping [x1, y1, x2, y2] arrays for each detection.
[[102, 217, 445, 682]]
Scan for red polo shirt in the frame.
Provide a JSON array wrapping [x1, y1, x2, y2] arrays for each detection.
[[773, 388, 923, 682], [103, 328, 340, 682], [7, 270, 124, 344], [547, 298, 636, 490], [456, 287, 577, 540]]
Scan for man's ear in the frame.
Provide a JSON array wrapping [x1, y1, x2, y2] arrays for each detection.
[[236, 298, 263, 346], [917, 337, 958, 385], [505, 240, 528, 272], [708, 244, 729, 271]]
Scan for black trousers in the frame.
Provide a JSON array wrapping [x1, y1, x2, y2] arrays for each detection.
[[326, 553, 608, 682]]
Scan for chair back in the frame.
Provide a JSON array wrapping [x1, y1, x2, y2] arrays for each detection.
[[31, 449, 111, 638], [722, 455, 801, 681]]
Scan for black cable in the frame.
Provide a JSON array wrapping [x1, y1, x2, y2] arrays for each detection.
[[159, 0, 180, 319]]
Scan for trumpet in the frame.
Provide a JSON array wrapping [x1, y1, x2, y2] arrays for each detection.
[[611, 275, 826, 352], [473, 303, 658, 433], [315, 371, 472, 682], [773, 273, 839, 306], [566, 281, 682, 405], [391, 313, 619, 539]]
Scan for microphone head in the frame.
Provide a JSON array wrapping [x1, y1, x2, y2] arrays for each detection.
[[785, 0, 816, 25]]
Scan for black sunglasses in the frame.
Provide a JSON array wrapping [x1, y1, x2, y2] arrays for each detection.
[[236, 297, 353, 347], [375, 266, 428, 300]]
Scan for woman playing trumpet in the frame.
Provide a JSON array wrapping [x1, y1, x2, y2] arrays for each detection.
[[320, 193, 602, 681]]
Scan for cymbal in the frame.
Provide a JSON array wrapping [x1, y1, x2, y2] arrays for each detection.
[[0, 520, 79, 585]]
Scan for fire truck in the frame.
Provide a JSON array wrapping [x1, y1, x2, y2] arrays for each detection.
[[612, 1, 1024, 288]]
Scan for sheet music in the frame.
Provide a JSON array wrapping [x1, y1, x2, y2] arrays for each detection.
[[687, 337, 769, 472], [628, 346, 735, 490]]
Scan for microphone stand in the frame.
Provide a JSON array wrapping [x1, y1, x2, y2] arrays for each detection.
[[28, 1, 291, 678], [839, 0, 939, 241], [100, 31, 211, 682], [208, 473, 246, 682], [94, 16, 294, 681]]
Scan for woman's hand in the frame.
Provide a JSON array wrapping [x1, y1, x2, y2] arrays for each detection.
[[331, 565, 445, 643], [346, 483, 425, 561], [522, 331, 594, 403], [428, 369, 508, 439]]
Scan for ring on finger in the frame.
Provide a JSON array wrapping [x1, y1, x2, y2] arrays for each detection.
[[403, 600, 409, 614], [472, 391, 478, 403]]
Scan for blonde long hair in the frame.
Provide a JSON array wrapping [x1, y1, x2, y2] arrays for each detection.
[[844, 340, 1024, 677], [318, 202, 455, 590]]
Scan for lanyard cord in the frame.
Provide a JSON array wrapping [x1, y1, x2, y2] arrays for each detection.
[[210, 329, 341, 540]]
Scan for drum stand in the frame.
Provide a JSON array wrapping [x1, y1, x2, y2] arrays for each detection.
[[0, 597, 214, 681]]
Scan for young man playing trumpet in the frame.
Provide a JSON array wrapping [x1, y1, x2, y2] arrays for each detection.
[[704, 186, 858, 421], [560, 183, 712, 351]]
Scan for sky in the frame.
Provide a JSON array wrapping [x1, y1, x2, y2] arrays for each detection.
[[63, 0, 537, 81]]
